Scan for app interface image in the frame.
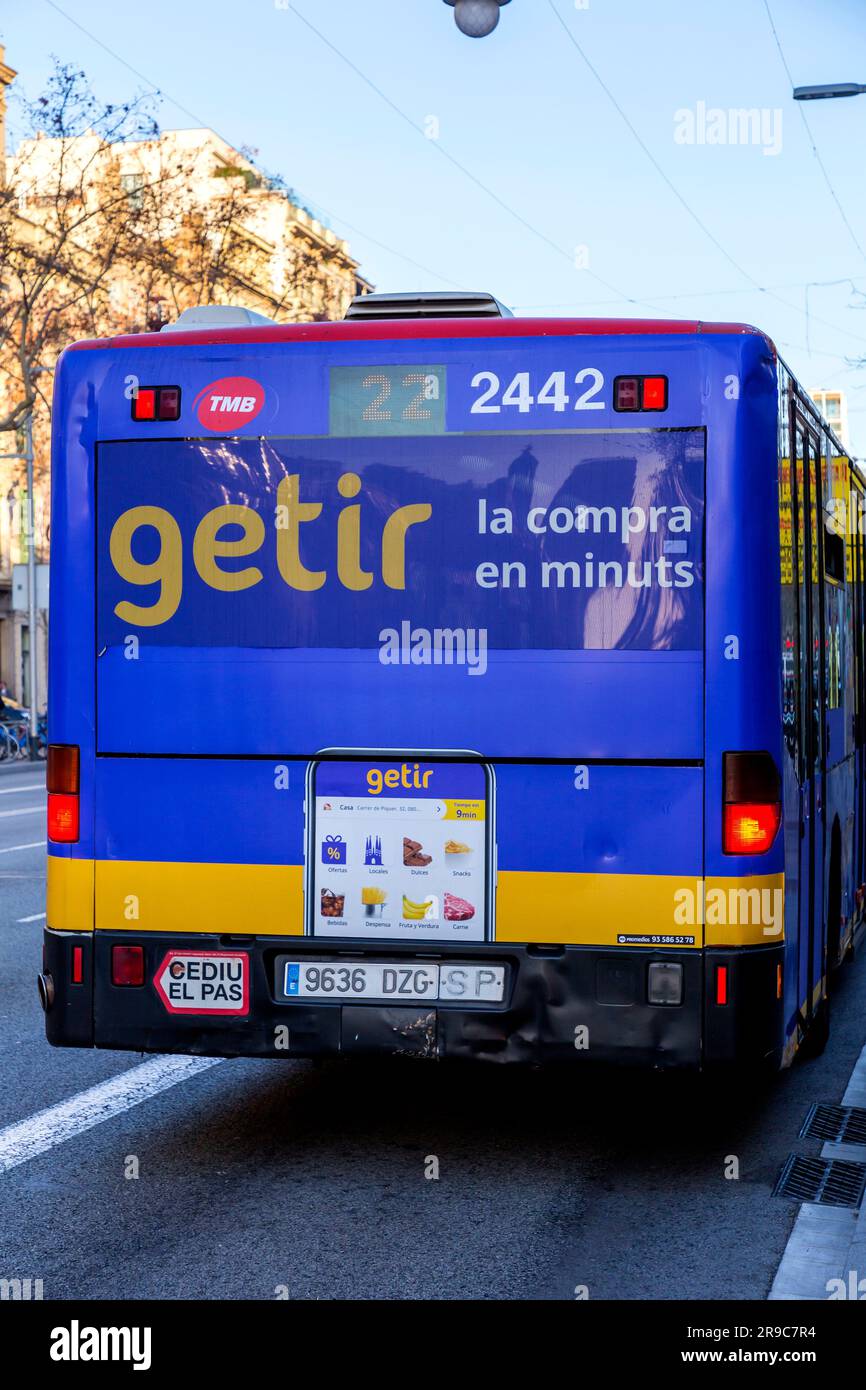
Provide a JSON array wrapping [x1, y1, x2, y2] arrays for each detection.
[[311, 759, 489, 942]]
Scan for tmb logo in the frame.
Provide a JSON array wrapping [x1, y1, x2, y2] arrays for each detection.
[[194, 375, 265, 431]]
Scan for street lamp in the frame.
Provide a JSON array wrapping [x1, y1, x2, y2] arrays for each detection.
[[794, 82, 866, 101], [444, 0, 511, 39]]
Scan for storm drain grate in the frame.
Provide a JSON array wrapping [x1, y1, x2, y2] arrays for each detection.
[[773, 1154, 866, 1210], [799, 1103, 866, 1146]]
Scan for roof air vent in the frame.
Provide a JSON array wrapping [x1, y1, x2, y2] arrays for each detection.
[[344, 291, 512, 321], [161, 305, 276, 332]]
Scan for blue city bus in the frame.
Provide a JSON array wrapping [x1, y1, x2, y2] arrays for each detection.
[[40, 291, 866, 1069]]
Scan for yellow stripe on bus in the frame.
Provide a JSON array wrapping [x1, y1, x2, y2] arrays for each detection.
[[496, 870, 703, 946], [46, 856, 94, 933], [46, 857, 783, 948]]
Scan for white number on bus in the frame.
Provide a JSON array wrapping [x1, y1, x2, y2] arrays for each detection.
[[470, 368, 606, 414]]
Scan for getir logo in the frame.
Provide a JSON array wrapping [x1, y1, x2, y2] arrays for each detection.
[[194, 376, 265, 431], [367, 763, 434, 794]]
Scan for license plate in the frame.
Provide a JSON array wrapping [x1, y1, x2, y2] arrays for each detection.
[[282, 960, 505, 1003]]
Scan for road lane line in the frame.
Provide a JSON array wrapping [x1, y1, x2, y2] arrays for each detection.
[[16, 911, 45, 922], [0, 806, 43, 819], [0, 783, 45, 795], [0, 840, 45, 854], [0, 1057, 223, 1175]]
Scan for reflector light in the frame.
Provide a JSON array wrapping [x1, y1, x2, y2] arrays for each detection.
[[112, 945, 144, 987], [132, 388, 156, 421], [776, 963, 783, 999], [641, 376, 668, 410], [47, 744, 79, 794], [716, 965, 728, 1006], [72, 946, 83, 985], [723, 801, 781, 854], [48, 792, 79, 843]]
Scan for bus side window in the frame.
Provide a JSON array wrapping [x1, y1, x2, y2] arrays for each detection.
[[779, 442, 799, 767]]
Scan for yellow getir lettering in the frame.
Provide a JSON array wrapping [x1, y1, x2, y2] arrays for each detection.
[[109, 505, 182, 626], [336, 472, 373, 591], [276, 474, 326, 591], [381, 503, 432, 590], [193, 505, 264, 592]]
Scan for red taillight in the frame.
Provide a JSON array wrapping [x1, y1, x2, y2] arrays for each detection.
[[132, 388, 156, 421], [112, 945, 145, 987], [723, 801, 781, 855], [48, 793, 79, 843], [722, 751, 781, 855], [47, 744, 80, 843], [641, 376, 668, 410], [715, 965, 728, 1006], [72, 946, 83, 984]]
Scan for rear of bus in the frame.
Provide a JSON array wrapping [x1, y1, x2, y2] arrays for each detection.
[[42, 294, 786, 1069]]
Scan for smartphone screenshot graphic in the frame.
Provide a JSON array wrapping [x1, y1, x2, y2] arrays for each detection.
[[305, 755, 494, 942]]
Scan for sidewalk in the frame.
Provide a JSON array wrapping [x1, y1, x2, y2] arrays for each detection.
[[769, 1043, 866, 1300]]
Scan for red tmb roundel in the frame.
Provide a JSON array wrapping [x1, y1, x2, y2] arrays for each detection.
[[194, 376, 265, 431]]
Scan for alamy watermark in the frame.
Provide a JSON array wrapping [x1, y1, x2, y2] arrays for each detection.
[[674, 881, 783, 937], [674, 102, 783, 157]]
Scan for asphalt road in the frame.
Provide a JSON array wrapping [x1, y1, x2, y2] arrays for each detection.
[[1, 756, 865, 1300]]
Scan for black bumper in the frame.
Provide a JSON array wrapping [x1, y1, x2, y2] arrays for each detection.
[[41, 929, 785, 1070]]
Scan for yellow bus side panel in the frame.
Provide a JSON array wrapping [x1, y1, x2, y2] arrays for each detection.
[[48, 857, 782, 948]]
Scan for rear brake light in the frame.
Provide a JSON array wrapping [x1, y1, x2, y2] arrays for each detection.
[[112, 945, 145, 987], [641, 376, 668, 410], [72, 946, 83, 984], [722, 751, 781, 855], [715, 965, 728, 1005], [47, 744, 79, 793], [723, 802, 781, 854], [47, 744, 80, 844], [132, 388, 156, 421], [48, 793, 79, 843]]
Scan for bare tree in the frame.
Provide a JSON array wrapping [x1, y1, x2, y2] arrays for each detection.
[[0, 62, 161, 438], [0, 59, 363, 482]]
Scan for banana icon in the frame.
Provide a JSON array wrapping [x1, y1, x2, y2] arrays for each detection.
[[402, 895, 433, 920]]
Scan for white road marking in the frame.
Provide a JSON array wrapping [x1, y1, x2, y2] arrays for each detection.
[[0, 1056, 223, 1175], [0, 840, 45, 855], [16, 911, 45, 922], [0, 806, 42, 819], [0, 783, 45, 795]]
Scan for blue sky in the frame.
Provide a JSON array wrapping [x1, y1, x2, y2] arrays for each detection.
[[4, 0, 866, 452]]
